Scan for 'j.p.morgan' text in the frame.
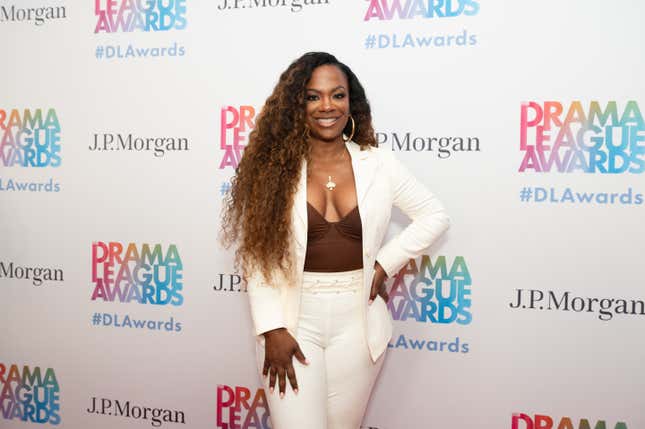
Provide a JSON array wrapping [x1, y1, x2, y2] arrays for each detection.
[[213, 273, 247, 293], [509, 288, 644, 321], [87, 396, 185, 427], [90, 133, 189, 157], [0, 5, 66, 26], [0, 261, 63, 286], [377, 131, 480, 158], [217, 0, 329, 13]]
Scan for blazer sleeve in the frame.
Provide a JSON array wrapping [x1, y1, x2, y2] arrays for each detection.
[[245, 268, 286, 336], [375, 150, 451, 278]]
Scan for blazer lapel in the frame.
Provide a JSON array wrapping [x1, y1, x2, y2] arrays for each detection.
[[345, 140, 378, 207], [293, 158, 308, 248]]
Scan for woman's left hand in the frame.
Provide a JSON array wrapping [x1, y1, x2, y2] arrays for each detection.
[[369, 261, 389, 305]]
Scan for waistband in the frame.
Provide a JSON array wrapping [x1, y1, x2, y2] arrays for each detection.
[[302, 268, 363, 293]]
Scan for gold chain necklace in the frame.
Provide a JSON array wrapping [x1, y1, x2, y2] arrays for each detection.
[[311, 147, 347, 191]]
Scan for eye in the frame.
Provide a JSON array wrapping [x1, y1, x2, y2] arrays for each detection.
[[306, 94, 319, 101], [333, 93, 346, 99]]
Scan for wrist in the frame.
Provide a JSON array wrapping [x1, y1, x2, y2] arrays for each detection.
[[262, 327, 286, 338]]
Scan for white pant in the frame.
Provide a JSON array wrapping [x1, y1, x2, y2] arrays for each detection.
[[255, 268, 386, 429]]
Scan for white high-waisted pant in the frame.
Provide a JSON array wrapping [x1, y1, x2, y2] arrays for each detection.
[[255, 268, 386, 429]]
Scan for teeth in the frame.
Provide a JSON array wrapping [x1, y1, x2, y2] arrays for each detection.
[[317, 118, 337, 125]]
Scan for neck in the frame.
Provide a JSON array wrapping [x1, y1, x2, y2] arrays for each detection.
[[308, 137, 347, 162]]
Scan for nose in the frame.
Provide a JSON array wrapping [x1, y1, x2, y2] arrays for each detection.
[[320, 95, 334, 111]]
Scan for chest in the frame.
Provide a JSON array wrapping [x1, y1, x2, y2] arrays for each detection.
[[306, 159, 358, 223]]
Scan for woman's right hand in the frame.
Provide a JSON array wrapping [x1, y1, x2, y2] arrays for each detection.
[[262, 328, 309, 397]]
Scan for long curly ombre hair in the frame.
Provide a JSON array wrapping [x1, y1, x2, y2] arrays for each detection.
[[220, 52, 378, 285]]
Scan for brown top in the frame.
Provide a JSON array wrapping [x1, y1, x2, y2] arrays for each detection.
[[303, 201, 364, 272]]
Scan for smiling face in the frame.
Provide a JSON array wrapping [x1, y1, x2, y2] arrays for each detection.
[[304, 64, 351, 143]]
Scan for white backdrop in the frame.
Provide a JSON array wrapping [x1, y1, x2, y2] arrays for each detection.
[[2, 1, 644, 428]]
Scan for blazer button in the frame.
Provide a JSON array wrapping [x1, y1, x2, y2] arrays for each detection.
[[365, 250, 370, 257]]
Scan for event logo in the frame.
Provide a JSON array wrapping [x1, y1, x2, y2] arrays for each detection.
[[94, 0, 187, 33], [0, 363, 61, 425], [362, 0, 480, 50], [0, 261, 63, 286], [87, 396, 185, 426], [219, 105, 256, 170], [388, 255, 472, 324], [512, 412, 628, 429], [519, 101, 645, 173], [90, 242, 184, 306], [364, 0, 480, 21], [0, 108, 61, 167], [377, 131, 480, 158], [217, 385, 270, 429], [0, 5, 66, 25], [509, 289, 644, 321]]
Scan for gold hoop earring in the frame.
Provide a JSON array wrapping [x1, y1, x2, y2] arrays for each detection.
[[343, 115, 355, 142]]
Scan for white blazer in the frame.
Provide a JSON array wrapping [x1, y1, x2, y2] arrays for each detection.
[[245, 140, 451, 363]]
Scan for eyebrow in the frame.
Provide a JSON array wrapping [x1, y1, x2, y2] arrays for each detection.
[[305, 85, 347, 93]]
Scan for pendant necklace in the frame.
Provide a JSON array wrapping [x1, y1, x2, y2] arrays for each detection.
[[325, 176, 336, 191], [318, 147, 346, 191]]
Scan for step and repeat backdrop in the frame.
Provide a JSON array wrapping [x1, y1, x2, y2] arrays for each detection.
[[1, 1, 644, 428]]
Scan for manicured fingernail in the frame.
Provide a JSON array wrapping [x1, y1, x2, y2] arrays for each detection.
[[368, 299, 373, 305], [304, 359, 310, 365], [280, 392, 284, 399], [269, 387, 274, 394], [294, 388, 299, 395]]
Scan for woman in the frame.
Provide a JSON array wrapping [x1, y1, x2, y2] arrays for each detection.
[[220, 52, 450, 428]]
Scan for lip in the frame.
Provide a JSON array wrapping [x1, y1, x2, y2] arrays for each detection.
[[314, 116, 341, 127]]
